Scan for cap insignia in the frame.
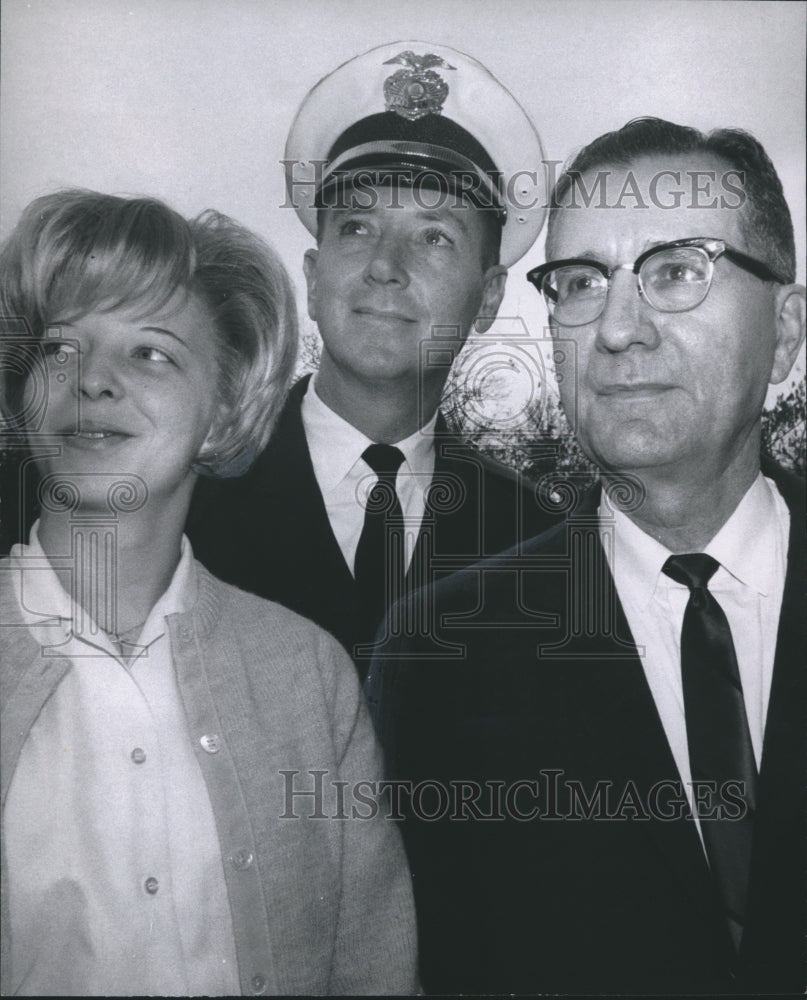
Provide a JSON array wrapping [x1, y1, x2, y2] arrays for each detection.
[[382, 50, 456, 121]]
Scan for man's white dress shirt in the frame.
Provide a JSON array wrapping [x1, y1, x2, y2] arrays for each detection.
[[4, 525, 240, 996], [601, 473, 789, 831], [301, 376, 437, 574]]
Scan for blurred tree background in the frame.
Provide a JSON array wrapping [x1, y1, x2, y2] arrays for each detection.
[[759, 380, 806, 474]]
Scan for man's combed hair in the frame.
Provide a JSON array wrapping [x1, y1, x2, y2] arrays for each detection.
[[548, 117, 796, 284], [0, 189, 298, 470]]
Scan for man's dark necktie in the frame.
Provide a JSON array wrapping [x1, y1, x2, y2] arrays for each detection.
[[354, 444, 405, 631], [662, 553, 757, 951]]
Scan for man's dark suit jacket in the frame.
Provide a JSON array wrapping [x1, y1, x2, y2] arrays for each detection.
[[187, 375, 555, 679], [365, 459, 805, 995]]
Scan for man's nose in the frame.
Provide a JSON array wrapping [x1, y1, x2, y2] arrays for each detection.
[[364, 232, 410, 287], [594, 269, 661, 353]]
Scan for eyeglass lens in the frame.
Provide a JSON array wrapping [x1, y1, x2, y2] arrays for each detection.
[[545, 246, 713, 325]]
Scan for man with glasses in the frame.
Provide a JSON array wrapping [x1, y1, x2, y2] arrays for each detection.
[[366, 118, 805, 995]]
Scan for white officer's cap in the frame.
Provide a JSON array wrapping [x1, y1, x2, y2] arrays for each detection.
[[284, 40, 546, 267]]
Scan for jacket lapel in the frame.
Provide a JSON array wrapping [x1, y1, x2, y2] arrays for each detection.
[[551, 469, 805, 968], [408, 423, 461, 590], [252, 375, 356, 587], [242, 376, 363, 652], [534, 505, 722, 917], [408, 417, 496, 588]]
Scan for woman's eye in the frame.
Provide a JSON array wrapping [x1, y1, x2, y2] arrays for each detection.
[[41, 340, 78, 358], [133, 346, 172, 363]]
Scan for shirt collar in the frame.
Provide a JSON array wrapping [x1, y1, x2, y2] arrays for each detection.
[[601, 472, 782, 610], [10, 520, 197, 649], [9, 523, 72, 638], [601, 497, 671, 614], [302, 375, 437, 495], [703, 473, 781, 596]]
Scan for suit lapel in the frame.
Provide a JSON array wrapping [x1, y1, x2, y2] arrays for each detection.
[[551, 471, 805, 968], [536, 510, 721, 916], [253, 375, 355, 587], [409, 418, 488, 589], [584, 601, 718, 911], [244, 376, 363, 652]]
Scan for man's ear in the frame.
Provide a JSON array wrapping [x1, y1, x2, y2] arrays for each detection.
[[302, 249, 319, 323], [770, 283, 806, 384], [474, 266, 507, 334]]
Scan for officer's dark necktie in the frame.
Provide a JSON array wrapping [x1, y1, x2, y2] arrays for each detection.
[[662, 553, 757, 950], [354, 444, 405, 630]]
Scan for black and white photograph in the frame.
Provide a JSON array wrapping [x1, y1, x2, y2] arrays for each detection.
[[1, 0, 804, 995]]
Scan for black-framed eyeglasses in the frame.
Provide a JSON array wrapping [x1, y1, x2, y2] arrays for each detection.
[[526, 237, 787, 327]]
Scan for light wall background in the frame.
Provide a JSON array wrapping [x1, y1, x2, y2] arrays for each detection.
[[2, 0, 805, 402]]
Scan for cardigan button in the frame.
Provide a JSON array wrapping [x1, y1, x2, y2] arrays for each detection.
[[200, 733, 221, 754], [231, 848, 254, 870], [250, 973, 267, 994]]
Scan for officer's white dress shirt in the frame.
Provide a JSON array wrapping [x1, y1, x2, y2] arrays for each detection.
[[301, 376, 437, 574], [4, 525, 240, 996], [601, 473, 789, 831]]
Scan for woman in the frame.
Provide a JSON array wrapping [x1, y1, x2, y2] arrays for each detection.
[[0, 190, 417, 996]]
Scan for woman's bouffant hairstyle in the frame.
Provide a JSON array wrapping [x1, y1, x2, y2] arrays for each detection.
[[0, 189, 298, 471]]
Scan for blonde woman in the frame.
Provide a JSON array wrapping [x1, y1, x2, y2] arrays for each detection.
[[0, 190, 417, 996]]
